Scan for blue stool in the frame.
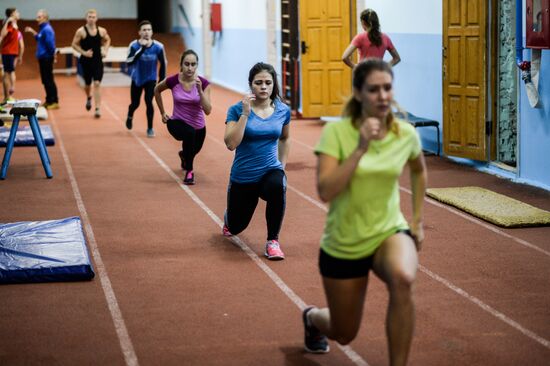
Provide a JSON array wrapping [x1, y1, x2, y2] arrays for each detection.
[[0, 101, 53, 179]]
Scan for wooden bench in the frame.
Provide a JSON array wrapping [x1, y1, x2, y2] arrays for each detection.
[[55, 46, 129, 75], [0, 100, 53, 179]]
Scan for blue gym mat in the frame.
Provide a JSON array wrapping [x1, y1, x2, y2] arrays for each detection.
[[0, 217, 95, 284], [0, 125, 55, 147]]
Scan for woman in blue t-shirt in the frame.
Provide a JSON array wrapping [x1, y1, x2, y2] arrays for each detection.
[[223, 62, 291, 260]]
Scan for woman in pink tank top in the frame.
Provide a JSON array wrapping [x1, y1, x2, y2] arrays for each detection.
[[342, 9, 401, 69]]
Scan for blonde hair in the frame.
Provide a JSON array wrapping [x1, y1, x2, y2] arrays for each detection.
[[86, 9, 97, 16]]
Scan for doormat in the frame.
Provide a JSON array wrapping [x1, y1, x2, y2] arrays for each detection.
[[426, 186, 550, 228]]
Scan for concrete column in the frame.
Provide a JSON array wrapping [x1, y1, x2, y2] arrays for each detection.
[[266, 0, 277, 67]]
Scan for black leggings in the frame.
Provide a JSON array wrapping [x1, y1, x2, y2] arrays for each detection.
[[225, 169, 286, 241], [127, 81, 156, 129], [166, 119, 206, 171]]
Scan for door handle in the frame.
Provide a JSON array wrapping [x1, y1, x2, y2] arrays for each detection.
[[301, 41, 308, 54]]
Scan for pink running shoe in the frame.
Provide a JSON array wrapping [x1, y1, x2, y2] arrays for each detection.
[[222, 224, 233, 237], [183, 170, 195, 185], [265, 240, 285, 260]]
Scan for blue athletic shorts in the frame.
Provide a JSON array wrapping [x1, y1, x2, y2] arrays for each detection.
[[2, 55, 16, 72]]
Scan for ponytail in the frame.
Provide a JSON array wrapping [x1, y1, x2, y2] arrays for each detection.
[[342, 96, 362, 127], [360, 9, 382, 47]]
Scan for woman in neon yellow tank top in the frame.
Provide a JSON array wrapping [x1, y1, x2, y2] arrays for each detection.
[[302, 59, 427, 366]]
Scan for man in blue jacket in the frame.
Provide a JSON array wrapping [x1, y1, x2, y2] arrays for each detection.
[[25, 9, 59, 109], [125, 20, 166, 137]]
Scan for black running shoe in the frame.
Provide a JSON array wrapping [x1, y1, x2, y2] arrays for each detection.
[[86, 97, 92, 111], [303, 306, 330, 353], [126, 116, 133, 130]]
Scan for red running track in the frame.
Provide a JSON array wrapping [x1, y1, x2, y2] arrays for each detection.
[[1, 76, 549, 365]]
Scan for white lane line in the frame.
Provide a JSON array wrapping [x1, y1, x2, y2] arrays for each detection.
[[399, 186, 550, 258], [420, 265, 550, 349], [50, 111, 139, 366], [290, 137, 316, 151], [103, 103, 369, 366], [293, 136, 550, 258]]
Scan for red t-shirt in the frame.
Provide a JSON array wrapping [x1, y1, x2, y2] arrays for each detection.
[[1, 23, 21, 55], [351, 32, 394, 61]]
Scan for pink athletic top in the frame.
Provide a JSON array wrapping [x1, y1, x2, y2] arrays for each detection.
[[166, 74, 210, 129], [351, 32, 395, 61]]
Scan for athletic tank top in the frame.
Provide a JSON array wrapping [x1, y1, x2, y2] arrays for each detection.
[[1, 23, 20, 55], [80, 25, 102, 62]]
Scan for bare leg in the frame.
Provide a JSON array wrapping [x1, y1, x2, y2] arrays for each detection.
[[8, 72, 15, 97], [93, 81, 101, 109], [373, 232, 418, 366], [2, 73, 9, 101], [309, 275, 368, 345], [84, 84, 92, 98]]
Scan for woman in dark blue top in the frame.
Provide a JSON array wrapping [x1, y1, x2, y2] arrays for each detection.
[[223, 62, 291, 260]]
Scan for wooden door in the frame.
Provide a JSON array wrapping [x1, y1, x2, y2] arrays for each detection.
[[443, 0, 488, 160], [300, 0, 352, 117]]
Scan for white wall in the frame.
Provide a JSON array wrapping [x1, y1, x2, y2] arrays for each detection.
[[173, 0, 279, 93], [174, 0, 202, 28], [358, 0, 442, 34], [0, 0, 137, 20], [358, 0, 443, 153]]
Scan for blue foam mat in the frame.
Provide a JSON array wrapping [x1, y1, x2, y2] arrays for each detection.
[[0, 217, 95, 284], [0, 125, 55, 147]]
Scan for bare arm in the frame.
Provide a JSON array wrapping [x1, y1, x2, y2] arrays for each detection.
[[24, 26, 37, 36], [100, 27, 111, 57], [278, 124, 290, 167], [407, 153, 427, 250], [0, 19, 11, 39], [153, 79, 170, 123], [224, 114, 249, 151], [342, 43, 357, 69], [224, 95, 254, 150], [17, 35, 24, 64], [196, 79, 212, 115], [316, 148, 365, 202], [388, 48, 401, 66], [317, 117, 385, 202]]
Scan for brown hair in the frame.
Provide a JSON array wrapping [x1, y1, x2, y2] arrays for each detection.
[[138, 20, 152, 30], [248, 62, 282, 104], [180, 49, 199, 67], [360, 9, 382, 47]]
